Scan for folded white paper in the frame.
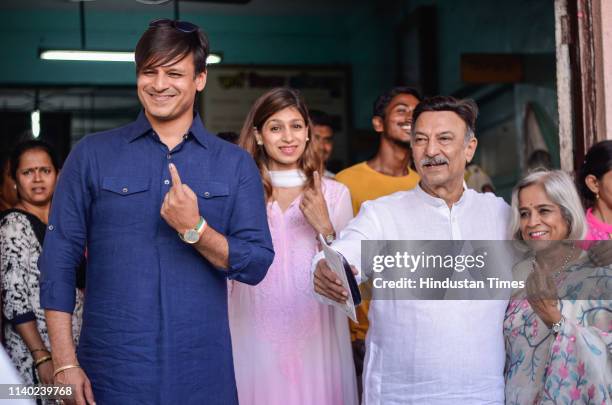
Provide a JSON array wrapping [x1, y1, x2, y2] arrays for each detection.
[[318, 234, 358, 323]]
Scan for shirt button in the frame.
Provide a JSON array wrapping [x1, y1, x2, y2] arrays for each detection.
[[48, 225, 54, 231], [204, 192, 210, 198], [164, 179, 170, 185], [122, 187, 128, 193], [167, 154, 171, 160]]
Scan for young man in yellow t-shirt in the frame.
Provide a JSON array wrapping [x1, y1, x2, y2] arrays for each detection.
[[335, 86, 421, 394]]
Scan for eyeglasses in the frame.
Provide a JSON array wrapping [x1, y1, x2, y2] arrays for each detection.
[[149, 18, 200, 33]]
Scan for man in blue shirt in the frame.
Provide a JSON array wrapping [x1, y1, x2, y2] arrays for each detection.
[[39, 20, 274, 404]]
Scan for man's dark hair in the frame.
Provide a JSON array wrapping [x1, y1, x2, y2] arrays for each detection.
[[309, 109, 334, 130], [412, 96, 479, 141], [0, 153, 10, 188], [372, 87, 422, 118], [135, 21, 209, 75], [10, 140, 60, 181]]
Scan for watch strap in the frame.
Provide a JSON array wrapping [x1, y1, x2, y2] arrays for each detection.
[[194, 216, 207, 235]]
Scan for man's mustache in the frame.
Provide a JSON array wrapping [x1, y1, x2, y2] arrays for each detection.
[[420, 156, 449, 166]]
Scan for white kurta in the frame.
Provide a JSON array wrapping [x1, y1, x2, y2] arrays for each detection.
[[313, 184, 511, 405]]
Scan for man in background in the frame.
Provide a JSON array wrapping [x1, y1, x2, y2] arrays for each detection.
[[336, 87, 421, 213], [0, 155, 18, 212], [310, 109, 337, 178]]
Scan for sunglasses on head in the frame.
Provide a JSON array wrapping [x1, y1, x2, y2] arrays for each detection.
[[149, 18, 199, 33]]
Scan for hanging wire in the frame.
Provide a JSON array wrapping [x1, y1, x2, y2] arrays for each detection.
[[79, 1, 86, 49]]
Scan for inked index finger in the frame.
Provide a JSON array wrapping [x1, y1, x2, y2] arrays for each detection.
[[169, 163, 183, 187], [313, 171, 322, 193]]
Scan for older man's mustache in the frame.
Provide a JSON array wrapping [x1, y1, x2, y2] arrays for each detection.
[[420, 156, 449, 167]]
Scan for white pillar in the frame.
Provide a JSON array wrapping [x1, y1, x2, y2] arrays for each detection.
[[594, 0, 612, 140], [554, 0, 575, 172]]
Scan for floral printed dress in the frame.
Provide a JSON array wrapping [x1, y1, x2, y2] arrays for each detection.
[[0, 209, 83, 385], [504, 258, 611, 405]]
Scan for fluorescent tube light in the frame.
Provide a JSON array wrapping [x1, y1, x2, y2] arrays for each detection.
[[41, 50, 134, 62], [206, 54, 223, 65], [40, 50, 222, 64], [31, 110, 41, 138]]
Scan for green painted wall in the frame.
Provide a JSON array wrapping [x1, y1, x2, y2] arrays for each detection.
[[0, 6, 395, 129], [0, 1, 555, 130], [399, 0, 555, 95]]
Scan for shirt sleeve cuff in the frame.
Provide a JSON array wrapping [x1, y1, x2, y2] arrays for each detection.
[[226, 236, 252, 274], [312, 247, 363, 284], [225, 235, 272, 285], [40, 280, 76, 314], [8, 311, 36, 325]]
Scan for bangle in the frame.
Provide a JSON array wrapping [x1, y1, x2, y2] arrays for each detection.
[[53, 364, 81, 378], [31, 348, 49, 355], [34, 355, 52, 368]]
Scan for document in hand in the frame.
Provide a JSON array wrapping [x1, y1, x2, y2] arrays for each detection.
[[318, 234, 360, 323]]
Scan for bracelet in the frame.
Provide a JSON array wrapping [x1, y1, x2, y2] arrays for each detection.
[[53, 364, 81, 378], [34, 355, 52, 368], [551, 315, 566, 335], [31, 348, 49, 355]]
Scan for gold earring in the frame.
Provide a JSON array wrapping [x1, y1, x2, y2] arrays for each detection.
[[256, 139, 263, 146]]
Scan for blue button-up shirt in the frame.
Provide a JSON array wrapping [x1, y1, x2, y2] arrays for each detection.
[[39, 112, 274, 404]]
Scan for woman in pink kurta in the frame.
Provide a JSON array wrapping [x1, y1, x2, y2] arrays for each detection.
[[230, 87, 357, 405], [579, 140, 612, 240]]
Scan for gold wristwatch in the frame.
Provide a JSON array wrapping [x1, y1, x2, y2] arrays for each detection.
[[179, 216, 207, 244], [323, 232, 336, 245]]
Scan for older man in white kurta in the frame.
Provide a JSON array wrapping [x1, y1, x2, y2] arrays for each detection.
[[313, 96, 511, 404]]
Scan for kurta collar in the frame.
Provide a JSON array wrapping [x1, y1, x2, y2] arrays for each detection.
[[415, 182, 469, 208]]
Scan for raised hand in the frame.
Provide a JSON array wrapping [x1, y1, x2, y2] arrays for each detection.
[[161, 163, 200, 234], [300, 171, 334, 236], [525, 262, 562, 328]]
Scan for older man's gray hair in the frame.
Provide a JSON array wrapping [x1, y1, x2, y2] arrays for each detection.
[[411, 96, 478, 142]]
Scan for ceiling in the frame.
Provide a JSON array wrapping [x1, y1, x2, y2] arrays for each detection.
[[0, 0, 365, 15]]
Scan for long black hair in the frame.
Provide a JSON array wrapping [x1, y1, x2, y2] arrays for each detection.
[[578, 140, 612, 207]]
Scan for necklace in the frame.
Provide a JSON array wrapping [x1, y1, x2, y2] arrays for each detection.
[[533, 244, 576, 279]]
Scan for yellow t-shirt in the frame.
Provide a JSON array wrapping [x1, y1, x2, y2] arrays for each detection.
[[335, 161, 420, 340]]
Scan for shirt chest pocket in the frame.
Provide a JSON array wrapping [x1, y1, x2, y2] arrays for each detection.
[[98, 177, 151, 227], [189, 181, 230, 229]]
